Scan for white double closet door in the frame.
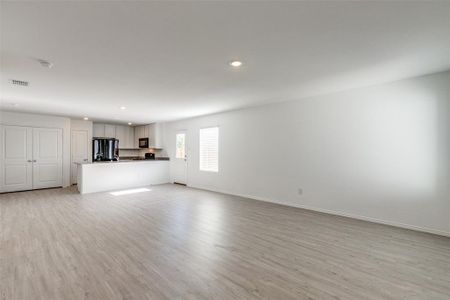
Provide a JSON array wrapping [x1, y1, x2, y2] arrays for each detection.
[[1, 125, 63, 192]]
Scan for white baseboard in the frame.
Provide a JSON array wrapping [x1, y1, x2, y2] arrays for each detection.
[[188, 184, 450, 238]]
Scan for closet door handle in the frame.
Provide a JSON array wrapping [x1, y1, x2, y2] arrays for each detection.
[[33, 160, 37, 162], [27, 160, 32, 163]]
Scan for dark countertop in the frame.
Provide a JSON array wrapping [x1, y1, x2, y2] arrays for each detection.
[[119, 156, 170, 161]]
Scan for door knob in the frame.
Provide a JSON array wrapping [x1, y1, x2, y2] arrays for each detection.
[[33, 160, 37, 162], [83, 159, 88, 161], [27, 160, 32, 162]]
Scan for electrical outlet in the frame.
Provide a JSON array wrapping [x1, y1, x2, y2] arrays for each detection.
[[297, 188, 303, 195]]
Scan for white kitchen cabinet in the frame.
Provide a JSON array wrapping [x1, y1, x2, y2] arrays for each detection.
[[147, 124, 154, 145], [77, 160, 169, 194], [93, 123, 105, 137], [94, 123, 136, 148], [126, 126, 135, 148], [133, 123, 163, 149], [115, 125, 126, 147], [135, 125, 144, 139], [144, 125, 149, 139], [134, 125, 145, 148], [133, 126, 139, 148], [115, 125, 135, 149], [148, 123, 163, 149], [104, 124, 116, 138], [93, 123, 116, 138]]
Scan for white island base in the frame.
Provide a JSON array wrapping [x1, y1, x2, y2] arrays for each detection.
[[77, 160, 170, 194]]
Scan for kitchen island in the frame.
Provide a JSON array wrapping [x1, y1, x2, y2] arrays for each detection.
[[76, 160, 170, 194]]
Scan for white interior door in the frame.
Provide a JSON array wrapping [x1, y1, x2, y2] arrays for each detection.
[[71, 130, 88, 184], [1, 126, 33, 192], [173, 131, 187, 185], [32, 128, 63, 189]]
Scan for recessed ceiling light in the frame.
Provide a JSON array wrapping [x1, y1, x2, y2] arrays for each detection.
[[229, 60, 243, 67], [128, 122, 132, 125], [83, 117, 89, 120], [120, 106, 126, 110]]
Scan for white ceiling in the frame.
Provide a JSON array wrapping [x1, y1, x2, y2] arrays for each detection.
[[1, 1, 450, 124]]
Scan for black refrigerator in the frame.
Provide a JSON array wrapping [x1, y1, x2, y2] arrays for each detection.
[[93, 138, 119, 161]]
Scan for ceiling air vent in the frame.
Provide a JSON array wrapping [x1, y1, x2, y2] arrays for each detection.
[[9, 79, 29, 86]]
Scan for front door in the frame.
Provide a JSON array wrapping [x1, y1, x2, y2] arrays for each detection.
[[173, 131, 187, 185], [71, 130, 89, 184], [32, 128, 63, 189]]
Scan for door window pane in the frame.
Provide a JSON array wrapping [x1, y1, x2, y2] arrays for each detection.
[[176, 133, 186, 159]]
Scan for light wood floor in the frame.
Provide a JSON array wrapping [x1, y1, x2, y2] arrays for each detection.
[[1, 184, 449, 300]]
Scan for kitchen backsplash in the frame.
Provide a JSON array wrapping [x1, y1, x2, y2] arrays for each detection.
[[119, 149, 140, 157]]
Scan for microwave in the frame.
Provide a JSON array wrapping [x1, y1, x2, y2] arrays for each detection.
[[139, 138, 149, 148]]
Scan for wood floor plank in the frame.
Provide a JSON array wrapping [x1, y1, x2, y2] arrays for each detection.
[[1, 184, 449, 299]]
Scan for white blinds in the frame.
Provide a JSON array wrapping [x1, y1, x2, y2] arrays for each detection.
[[199, 127, 219, 172]]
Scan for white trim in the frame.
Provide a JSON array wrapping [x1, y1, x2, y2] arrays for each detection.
[[188, 184, 450, 238]]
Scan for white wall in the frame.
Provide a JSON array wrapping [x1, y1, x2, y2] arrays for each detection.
[[0, 111, 72, 187], [163, 71, 450, 236]]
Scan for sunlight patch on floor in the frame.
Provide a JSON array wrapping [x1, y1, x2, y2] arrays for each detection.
[[110, 188, 151, 196]]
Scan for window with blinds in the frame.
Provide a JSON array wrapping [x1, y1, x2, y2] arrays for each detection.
[[199, 127, 219, 172]]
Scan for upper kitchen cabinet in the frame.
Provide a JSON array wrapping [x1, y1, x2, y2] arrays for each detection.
[[93, 123, 116, 138], [134, 125, 145, 140], [115, 125, 126, 144], [148, 123, 163, 149], [126, 126, 135, 148], [115, 125, 134, 149], [94, 122, 162, 149], [93, 123, 135, 148], [134, 125, 145, 148], [104, 124, 116, 138], [134, 123, 163, 149], [93, 123, 105, 137]]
